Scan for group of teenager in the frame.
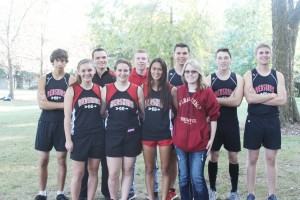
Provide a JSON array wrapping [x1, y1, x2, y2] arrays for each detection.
[[34, 42, 287, 200]]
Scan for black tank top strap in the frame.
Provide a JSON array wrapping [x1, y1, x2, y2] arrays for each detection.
[[229, 72, 237, 87], [211, 73, 218, 87], [128, 83, 139, 106], [270, 69, 278, 84]]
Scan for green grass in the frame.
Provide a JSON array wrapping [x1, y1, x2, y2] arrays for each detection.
[[0, 90, 300, 199]]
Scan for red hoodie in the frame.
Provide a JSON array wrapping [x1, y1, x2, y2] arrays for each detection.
[[173, 84, 220, 152], [129, 68, 149, 86]]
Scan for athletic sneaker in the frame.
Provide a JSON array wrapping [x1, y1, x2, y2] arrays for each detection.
[[227, 191, 240, 200], [167, 188, 178, 200], [56, 194, 69, 200], [104, 195, 111, 200], [127, 192, 136, 200], [146, 192, 159, 200], [246, 194, 255, 200], [209, 189, 217, 200], [34, 195, 47, 200], [267, 194, 277, 200]]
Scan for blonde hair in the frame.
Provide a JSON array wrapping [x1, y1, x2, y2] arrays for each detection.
[[255, 43, 271, 55], [181, 59, 207, 90]]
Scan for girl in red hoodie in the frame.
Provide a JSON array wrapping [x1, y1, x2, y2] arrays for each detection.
[[173, 59, 220, 200]]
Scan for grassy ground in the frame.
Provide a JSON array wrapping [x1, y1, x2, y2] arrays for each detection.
[[0, 89, 300, 200]]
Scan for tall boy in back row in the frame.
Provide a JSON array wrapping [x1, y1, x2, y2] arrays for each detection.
[[243, 43, 286, 200], [206, 48, 244, 200]]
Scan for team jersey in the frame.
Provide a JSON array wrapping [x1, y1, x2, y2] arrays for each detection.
[[71, 84, 104, 136], [142, 84, 173, 141], [105, 83, 140, 132], [168, 68, 183, 86], [92, 68, 116, 87], [211, 72, 238, 122], [39, 72, 70, 121], [248, 68, 279, 116]]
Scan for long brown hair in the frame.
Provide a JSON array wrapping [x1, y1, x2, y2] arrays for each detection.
[[146, 58, 171, 110]]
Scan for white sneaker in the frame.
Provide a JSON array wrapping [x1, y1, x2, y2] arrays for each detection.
[[209, 189, 217, 200], [227, 191, 240, 200]]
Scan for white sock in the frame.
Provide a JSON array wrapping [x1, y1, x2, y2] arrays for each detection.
[[38, 190, 47, 196], [57, 191, 64, 195]]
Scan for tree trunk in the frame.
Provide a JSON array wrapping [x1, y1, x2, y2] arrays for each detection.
[[8, 50, 14, 99], [272, 0, 300, 124]]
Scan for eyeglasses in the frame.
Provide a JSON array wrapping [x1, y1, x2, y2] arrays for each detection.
[[184, 70, 198, 75]]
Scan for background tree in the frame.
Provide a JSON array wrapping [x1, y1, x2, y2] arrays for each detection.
[[272, 0, 300, 124], [0, 0, 39, 99]]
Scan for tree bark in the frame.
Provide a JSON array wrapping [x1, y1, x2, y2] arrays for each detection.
[[272, 0, 300, 124]]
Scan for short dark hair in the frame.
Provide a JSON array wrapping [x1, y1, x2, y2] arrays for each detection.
[[50, 49, 69, 63], [92, 48, 107, 59], [215, 48, 231, 58], [173, 43, 190, 53]]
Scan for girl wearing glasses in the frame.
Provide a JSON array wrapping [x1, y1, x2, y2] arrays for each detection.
[[172, 59, 220, 200]]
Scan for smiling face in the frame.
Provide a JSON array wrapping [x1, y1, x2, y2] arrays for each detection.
[[93, 50, 108, 70], [115, 63, 130, 83], [183, 64, 199, 84], [174, 47, 190, 67], [256, 47, 271, 66], [216, 51, 231, 71], [77, 62, 95, 83], [150, 61, 163, 82], [134, 52, 148, 71]]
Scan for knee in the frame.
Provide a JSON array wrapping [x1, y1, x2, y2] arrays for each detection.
[[265, 156, 276, 167], [39, 158, 49, 168], [123, 167, 133, 177], [229, 155, 238, 164], [160, 165, 169, 177], [57, 156, 67, 166], [145, 165, 155, 176], [210, 152, 219, 162]]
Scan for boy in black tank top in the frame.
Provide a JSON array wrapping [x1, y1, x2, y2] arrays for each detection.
[[206, 48, 244, 200], [34, 49, 75, 200], [243, 43, 287, 200]]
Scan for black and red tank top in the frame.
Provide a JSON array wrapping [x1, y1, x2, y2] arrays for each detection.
[[39, 72, 70, 121], [142, 84, 173, 141], [105, 83, 140, 132], [211, 72, 238, 122], [71, 84, 104, 136], [248, 68, 279, 116]]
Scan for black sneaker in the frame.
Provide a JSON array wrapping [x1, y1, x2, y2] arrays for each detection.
[[104, 195, 111, 200], [246, 194, 255, 200], [34, 195, 47, 200], [267, 194, 277, 200], [56, 194, 69, 200]]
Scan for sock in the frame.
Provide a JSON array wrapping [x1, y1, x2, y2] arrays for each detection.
[[229, 163, 239, 192], [38, 190, 47, 196], [208, 161, 218, 191], [57, 191, 64, 195]]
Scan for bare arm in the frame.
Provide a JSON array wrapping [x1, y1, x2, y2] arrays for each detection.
[[206, 121, 217, 155], [100, 86, 107, 118], [37, 75, 64, 110], [137, 86, 145, 119], [205, 74, 211, 86], [217, 74, 244, 107], [64, 87, 74, 153], [171, 86, 178, 110], [262, 72, 287, 106], [68, 75, 77, 85], [243, 70, 276, 104]]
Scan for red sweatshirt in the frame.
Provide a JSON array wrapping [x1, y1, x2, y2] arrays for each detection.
[[129, 68, 148, 86], [173, 84, 220, 152]]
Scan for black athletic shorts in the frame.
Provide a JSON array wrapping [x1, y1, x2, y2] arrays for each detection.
[[70, 132, 105, 162], [105, 127, 142, 157], [35, 121, 66, 152], [243, 115, 281, 150], [211, 120, 241, 152]]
